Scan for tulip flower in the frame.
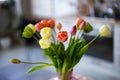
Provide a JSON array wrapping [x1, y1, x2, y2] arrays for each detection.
[[22, 25, 34, 38], [48, 19, 55, 28], [35, 22, 44, 32], [24, 24, 35, 33], [79, 21, 86, 30], [10, 59, 21, 64], [70, 25, 77, 35], [39, 38, 51, 49], [76, 18, 84, 27], [22, 31, 33, 38], [56, 22, 62, 30], [27, 24, 36, 33], [40, 27, 52, 39], [40, 19, 49, 27], [56, 31, 68, 42], [35, 20, 50, 32], [84, 22, 93, 33], [99, 25, 111, 37]]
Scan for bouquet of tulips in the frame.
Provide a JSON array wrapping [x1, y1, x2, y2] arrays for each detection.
[[10, 18, 111, 74]]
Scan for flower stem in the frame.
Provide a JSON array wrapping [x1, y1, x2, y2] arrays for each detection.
[[88, 34, 100, 45], [21, 61, 52, 65], [68, 35, 72, 46], [53, 28, 57, 35], [33, 35, 39, 42], [77, 30, 81, 39], [52, 34, 56, 43], [77, 30, 83, 40], [36, 32, 41, 39]]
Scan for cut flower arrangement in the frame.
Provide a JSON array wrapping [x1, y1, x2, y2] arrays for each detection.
[[10, 18, 111, 80]]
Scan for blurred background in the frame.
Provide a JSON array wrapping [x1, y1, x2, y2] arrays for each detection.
[[0, 0, 120, 80]]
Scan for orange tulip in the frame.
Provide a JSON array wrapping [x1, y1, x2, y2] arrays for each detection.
[[40, 19, 49, 27], [56, 22, 62, 30], [76, 18, 84, 27], [48, 19, 55, 28], [35, 22, 44, 32], [56, 31, 68, 42]]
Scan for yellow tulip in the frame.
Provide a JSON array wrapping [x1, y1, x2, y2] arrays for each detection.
[[99, 25, 111, 37], [39, 38, 51, 49], [40, 27, 52, 39]]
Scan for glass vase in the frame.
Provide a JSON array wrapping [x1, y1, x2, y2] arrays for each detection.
[[50, 70, 91, 80]]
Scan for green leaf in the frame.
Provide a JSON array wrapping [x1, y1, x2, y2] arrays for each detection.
[[27, 64, 52, 73], [69, 42, 78, 59], [78, 39, 87, 49], [43, 48, 58, 69], [57, 58, 63, 72], [60, 42, 65, 52], [50, 43, 57, 55], [67, 40, 87, 71], [66, 38, 76, 55], [79, 44, 89, 57], [58, 42, 65, 57], [75, 44, 89, 64]]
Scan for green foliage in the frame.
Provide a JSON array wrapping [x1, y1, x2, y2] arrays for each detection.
[[43, 42, 66, 72], [27, 64, 52, 73], [42, 37, 91, 73], [26, 34, 99, 73]]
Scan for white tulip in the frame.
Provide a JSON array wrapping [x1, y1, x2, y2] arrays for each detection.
[[39, 38, 51, 49], [99, 25, 111, 37]]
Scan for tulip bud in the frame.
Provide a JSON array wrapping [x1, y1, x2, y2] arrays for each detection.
[[56, 22, 62, 30], [10, 59, 21, 64], [35, 22, 44, 32], [79, 21, 86, 30], [22, 26, 34, 38], [57, 31, 68, 42], [40, 19, 48, 27], [48, 19, 55, 28], [84, 22, 93, 33], [99, 25, 111, 37], [22, 31, 33, 38], [40, 27, 52, 39], [75, 18, 84, 27], [39, 38, 51, 49], [70, 25, 77, 35], [27, 24, 36, 33]]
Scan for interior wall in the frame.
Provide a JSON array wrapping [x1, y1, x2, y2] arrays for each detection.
[[20, 0, 32, 17]]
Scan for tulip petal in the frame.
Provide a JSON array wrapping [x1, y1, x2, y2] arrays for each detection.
[[39, 38, 51, 49], [99, 25, 111, 37]]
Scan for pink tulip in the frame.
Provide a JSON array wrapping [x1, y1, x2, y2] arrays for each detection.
[[75, 18, 84, 27], [70, 25, 77, 35], [79, 21, 86, 30]]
